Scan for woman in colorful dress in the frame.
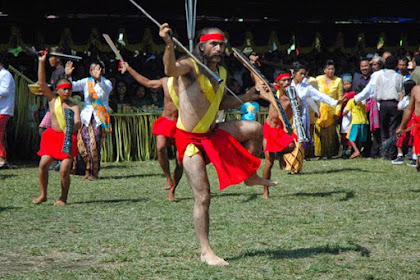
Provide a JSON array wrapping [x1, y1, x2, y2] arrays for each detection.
[[314, 60, 343, 158]]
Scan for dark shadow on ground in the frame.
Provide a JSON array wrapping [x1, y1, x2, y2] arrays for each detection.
[[0, 174, 17, 180], [0, 206, 22, 212], [175, 192, 249, 202], [304, 168, 372, 175], [99, 173, 162, 180], [290, 190, 355, 201], [409, 189, 420, 193], [100, 164, 131, 169], [226, 243, 370, 261], [241, 193, 260, 203], [1, 160, 38, 168], [69, 198, 149, 205]]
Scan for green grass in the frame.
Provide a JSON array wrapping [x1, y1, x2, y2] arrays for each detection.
[[1, 158, 419, 279]]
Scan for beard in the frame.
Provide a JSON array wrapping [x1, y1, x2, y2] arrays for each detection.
[[203, 52, 224, 64]]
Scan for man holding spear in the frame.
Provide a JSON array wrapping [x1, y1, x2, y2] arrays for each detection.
[[159, 23, 277, 266]]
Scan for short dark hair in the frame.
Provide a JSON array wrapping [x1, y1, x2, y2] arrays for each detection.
[[0, 52, 9, 68], [360, 57, 370, 64], [291, 61, 307, 73], [273, 68, 291, 81], [384, 55, 398, 69], [324, 59, 335, 69], [398, 56, 408, 63], [413, 54, 420, 65], [404, 79, 416, 96]]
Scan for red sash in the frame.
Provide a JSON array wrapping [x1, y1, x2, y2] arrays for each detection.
[[175, 128, 261, 190], [263, 122, 296, 152], [152, 116, 177, 139], [411, 114, 420, 154], [38, 128, 78, 160]]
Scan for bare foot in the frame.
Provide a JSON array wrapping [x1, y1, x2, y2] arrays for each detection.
[[82, 174, 97, 181], [87, 175, 97, 181], [168, 188, 178, 201], [262, 186, 270, 199], [201, 252, 229, 266], [32, 196, 47, 204], [163, 179, 174, 190], [53, 200, 67, 206], [244, 173, 277, 187], [350, 152, 360, 159]]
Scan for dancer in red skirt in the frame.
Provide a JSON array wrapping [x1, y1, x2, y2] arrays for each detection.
[[122, 62, 183, 201], [262, 70, 297, 198], [33, 52, 81, 205]]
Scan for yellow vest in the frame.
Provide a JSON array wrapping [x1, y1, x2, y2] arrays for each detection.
[[55, 97, 66, 131], [167, 59, 227, 157], [167, 58, 227, 133]]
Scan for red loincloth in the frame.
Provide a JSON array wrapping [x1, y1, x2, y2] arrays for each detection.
[[175, 128, 261, 190], [411, 114, 420, 154], [152, 116, 177, 139], [263, 122, 297, 152], [37, 128, 78, 160]]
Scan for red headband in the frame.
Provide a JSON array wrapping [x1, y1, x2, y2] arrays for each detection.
[[200, 33, 226, 43], [275, 73, 291, 82], [56, 82, 72, 90]]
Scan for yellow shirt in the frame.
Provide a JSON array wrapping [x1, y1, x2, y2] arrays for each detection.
[[316, 75, 343, 115], [344, 99, 368, 125]]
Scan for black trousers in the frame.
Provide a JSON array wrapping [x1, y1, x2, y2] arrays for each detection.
[[379, 100, 402, 160]]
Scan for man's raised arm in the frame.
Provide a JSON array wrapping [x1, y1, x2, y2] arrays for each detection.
[[160, 23, 191, 78], [37, 53, 55, 101], [122, 62, 162, 89]]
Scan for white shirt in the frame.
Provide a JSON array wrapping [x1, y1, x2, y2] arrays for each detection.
[[354, 69, 384, 103], [292, 79, 338, 111], [374, 69, 404, 102], [0, 67, 15, 116], [291, 79, 338, 138], [71, 76, 112, 128]]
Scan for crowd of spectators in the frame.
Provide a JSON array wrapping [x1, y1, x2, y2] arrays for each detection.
[[6, 43, 415, 111]]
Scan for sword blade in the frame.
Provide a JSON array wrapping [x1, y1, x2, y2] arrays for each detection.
[[127, 0, 244, 104], [49, 52, 82, 61], [102, 34, 124, 61]]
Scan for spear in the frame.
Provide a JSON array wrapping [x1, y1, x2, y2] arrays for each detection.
[[127, 0, 244, 104]]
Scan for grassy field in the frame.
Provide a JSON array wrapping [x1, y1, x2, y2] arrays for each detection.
[[1, 157, 419, 279]]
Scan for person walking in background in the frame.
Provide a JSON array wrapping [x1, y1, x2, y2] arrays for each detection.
[[0, 52, 15, 169], [374, 55, 404, 160]]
